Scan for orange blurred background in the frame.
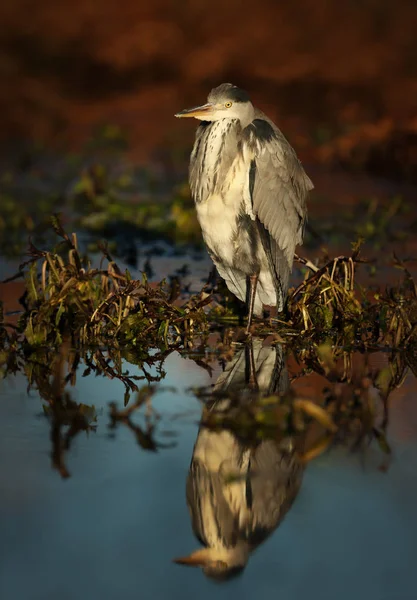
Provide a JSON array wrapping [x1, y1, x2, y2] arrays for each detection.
[[0, 0, 416, 174]]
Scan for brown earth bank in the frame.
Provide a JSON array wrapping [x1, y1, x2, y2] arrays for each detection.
[[1, 0, 417, 178]]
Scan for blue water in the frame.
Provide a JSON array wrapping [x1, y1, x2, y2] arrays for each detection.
[[0, 347, 416, 600]]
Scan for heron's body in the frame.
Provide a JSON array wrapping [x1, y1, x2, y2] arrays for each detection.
[[176, 83, 313, 329], [191, 118, 277, 314]]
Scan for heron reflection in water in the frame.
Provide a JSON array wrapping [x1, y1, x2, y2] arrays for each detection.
[[174, 340, 303, 580]]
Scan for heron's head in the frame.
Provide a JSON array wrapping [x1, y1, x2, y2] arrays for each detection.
[[175, 83, 254, 125], [173, 545, 248, 581]]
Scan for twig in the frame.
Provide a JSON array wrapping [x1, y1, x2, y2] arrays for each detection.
[[294, 254, 319, 273]]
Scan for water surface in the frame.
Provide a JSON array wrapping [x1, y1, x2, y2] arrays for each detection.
[[1, 343, 416, 600]]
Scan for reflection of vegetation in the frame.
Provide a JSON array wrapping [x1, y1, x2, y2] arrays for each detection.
[[38, 340, 98, 478], [196, 344, 396, 468], [1, 333, 178, 478], [3, 331, 405, 479], [109, 386, 177, 452]]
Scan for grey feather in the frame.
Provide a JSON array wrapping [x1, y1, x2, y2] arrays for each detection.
[[211, 259, 258, 313], [241, 114, 313, 266]]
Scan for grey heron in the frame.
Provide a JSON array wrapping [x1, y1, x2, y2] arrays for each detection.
[[176, 83, 313, 332], [173, 340, 303, 580]]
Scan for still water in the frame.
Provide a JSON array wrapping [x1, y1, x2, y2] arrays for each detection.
[[1, 341, 416, 600]]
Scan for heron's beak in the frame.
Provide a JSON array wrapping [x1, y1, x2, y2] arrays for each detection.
[[173, 548, 211, 567], [175, 103, 215, 119]]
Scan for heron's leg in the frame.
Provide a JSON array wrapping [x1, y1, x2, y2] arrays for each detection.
[[245, 274, 259, 335], [245, 341, 259, 390]]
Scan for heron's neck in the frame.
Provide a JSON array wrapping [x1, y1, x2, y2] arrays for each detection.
[[238, 106, 255, 129], [197, 118, 239, 178]]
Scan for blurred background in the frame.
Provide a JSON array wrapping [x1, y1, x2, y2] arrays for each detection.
[[1, 0, 416, 179]]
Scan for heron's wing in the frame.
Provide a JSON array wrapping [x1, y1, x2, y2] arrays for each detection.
[[246, 441, 303, 546], [241, 118, 313, 303], [257, 221, 291, 308], [209, 257, 248, 307]]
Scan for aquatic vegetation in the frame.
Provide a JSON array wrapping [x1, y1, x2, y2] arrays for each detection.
[[4, 216, 417, 349], [2, 216, 208, 349], [278, 254, 416, 357], [1, 217, 417, 478], [3, 221, 417, 375]]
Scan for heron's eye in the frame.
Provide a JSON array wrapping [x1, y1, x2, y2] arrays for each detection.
[[224, 101, 233, 108]]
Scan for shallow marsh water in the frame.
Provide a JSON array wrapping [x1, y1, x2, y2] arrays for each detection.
[[1, 338, 417, 600]]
